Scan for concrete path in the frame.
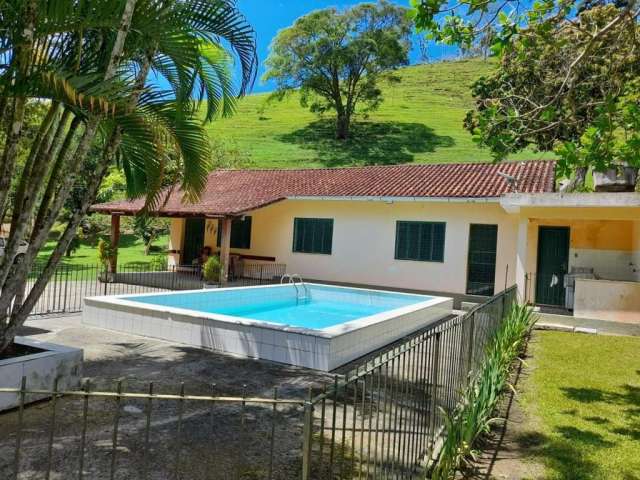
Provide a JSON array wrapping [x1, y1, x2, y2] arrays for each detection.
[[535, 312, 640, 336]]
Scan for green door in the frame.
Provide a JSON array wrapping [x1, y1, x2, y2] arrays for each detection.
[[182, 217, 205, 266], [466, 224, 498, 296], [535, 226, 570, 306]]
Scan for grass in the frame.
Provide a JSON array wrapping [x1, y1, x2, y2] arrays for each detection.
[[207, 58, 549, 168], [432, 303, 536, 479], [36, 234, 169, 268], [521, 331, 640, 480]]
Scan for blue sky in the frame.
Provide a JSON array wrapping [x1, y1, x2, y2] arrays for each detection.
[[236, 0, 459, 93]]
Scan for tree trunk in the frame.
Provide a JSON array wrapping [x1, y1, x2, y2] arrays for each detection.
[[0, 0, 139, 354], [0, 0, 37, 223], [335, 112, 350, 140]]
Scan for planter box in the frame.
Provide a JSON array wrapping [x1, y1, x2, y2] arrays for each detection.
[[0, 337, 83, 412]]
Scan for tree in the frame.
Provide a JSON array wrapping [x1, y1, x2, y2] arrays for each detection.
[[464, 6, 640, 172], [411, 0, 640, 183], [263, 1, 412, 140], [0, 0, 257, 353], [133, 215, 168, 255]]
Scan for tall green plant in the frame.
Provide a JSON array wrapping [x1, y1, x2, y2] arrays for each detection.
[[202, 256, 221, 284], [0, 0, 257, 353], [431, 303, 536, 479]]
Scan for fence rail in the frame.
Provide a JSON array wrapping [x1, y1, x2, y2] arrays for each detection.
[[25, 261, 287, 316], [1, 286, 517, 479]]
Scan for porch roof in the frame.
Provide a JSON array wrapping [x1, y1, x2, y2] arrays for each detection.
[[91, 160, 555, 217], [501, 192, 640, 213]]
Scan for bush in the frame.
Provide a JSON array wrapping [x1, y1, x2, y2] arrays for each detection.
[[97, 239, 113, 271], [202, 256, 221, 283], [431, 303, 537, 479], [149, 255, 168, 271]]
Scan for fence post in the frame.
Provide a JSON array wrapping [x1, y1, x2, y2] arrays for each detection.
[[13, 376, 26, 480], [466, 313, 475, 375], [301, 388, 314, 480], [428, 331, 442, 453], [501, 290, 507, 319], [62, 265, 69, 312]]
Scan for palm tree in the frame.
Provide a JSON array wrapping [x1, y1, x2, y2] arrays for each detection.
[[0, 0, 257, 352]]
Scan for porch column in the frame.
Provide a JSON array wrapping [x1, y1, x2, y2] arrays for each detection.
[[109, 214, 120, 273], [515, 217, 528, 301], [110, 214, 121, 273], [219, 216, 232, 285]]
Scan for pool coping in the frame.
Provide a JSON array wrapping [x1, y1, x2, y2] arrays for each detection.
[[84, 282, 450, 339]]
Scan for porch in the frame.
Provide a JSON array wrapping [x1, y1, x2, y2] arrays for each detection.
[[107, 213, 286, 287], [505, 193, 640, 324]]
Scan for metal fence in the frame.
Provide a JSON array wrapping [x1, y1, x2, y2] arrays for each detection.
[[1, 380, 307, 480], [25, 261, 287, 316], [300, 285, 517, 479], [1, 286, 517, 479]]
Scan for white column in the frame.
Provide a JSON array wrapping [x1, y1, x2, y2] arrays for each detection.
[[219, 216, 232, 285], [515, 217, 529, 302]]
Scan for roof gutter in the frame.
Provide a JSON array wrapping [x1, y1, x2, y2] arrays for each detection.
[[285, 195, 501, 204]]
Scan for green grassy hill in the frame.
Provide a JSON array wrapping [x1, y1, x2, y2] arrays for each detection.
[[207, 58, 549, 169]]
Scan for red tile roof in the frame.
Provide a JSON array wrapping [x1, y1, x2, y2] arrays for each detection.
[[91, 160, 555, 217]]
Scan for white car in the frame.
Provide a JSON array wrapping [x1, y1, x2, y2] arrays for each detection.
[[0, 237, 29, 262]]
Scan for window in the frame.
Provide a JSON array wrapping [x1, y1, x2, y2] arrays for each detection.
[[292, 218, 333, 254], [466, 224, 498, 296], [395, 221, 446, 262], [217, 216, 252, 249]]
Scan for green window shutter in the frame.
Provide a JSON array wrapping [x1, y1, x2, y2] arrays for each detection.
[[395, 221, 446, 262], [293, 218, 333, 254], [217, 216, 252, 249]]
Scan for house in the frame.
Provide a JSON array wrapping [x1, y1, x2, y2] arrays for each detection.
[[92, 160, 640, 323]]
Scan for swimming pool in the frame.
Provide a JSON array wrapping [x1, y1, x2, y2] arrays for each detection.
[[82, 284, 452, 371]]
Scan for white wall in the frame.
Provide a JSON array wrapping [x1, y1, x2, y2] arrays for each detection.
[[194, 199, 519, 295], [167, 218, 184, 267]]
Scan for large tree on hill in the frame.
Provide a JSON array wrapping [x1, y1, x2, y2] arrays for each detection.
[[263, 1, 412, 140], [0, 0, 257, 353], [411, 0, 640, 185]]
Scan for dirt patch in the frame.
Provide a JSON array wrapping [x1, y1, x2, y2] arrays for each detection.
[[0, 342, 46, 360]]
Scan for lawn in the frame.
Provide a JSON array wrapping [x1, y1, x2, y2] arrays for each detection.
[[521, 331, 640, 480], [36, 234, 169, 268], [207, 58, 547, 168]]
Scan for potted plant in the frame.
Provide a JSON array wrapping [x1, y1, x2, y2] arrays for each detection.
[[202, 256, 222, 288]]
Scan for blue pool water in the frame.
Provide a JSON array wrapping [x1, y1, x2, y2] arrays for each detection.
[[122, 285, 432, 330]]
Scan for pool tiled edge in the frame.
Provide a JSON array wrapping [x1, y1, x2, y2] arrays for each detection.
[[82, 284, 453, 371]]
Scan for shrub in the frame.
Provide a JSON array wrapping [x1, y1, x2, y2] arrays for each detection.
[[431, 303, 536, 479], [149, 255, 168, 271], [202, 256, 221, 283], [97, 239, 113, 271]]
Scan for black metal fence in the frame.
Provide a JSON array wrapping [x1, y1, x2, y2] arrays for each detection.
[[1, 286, 517, 479], [25, 261, 287, 316], [301, 285, 517, 479]]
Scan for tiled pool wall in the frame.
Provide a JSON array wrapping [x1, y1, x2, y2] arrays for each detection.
[[82, 285, 453, 371]]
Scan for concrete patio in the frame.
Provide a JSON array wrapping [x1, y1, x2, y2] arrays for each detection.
[[0, 314, 332, 479]]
